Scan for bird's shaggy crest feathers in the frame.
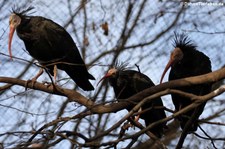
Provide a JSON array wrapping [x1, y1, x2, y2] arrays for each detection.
[[11, 6, 35, 17], [173, 32, 197, 50], [113, 61, 131, 71]]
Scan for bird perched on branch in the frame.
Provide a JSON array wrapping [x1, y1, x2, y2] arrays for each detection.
[[98, 63, 167, 138], [8, 7, 95, 91], [160, 33, 212, 132]]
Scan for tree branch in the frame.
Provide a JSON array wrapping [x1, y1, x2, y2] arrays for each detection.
[[0, 67, 225, 115]]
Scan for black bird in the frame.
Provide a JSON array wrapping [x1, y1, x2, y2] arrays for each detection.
[[8, 7, 95, 91], [160, 33, 212, 132], [99, 63, 167, 138]]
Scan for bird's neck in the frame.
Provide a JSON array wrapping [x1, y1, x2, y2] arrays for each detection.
[[171, 50, 211, 78], [108, 77, 118, 87], [17, 18, 31, 33], [16, 18, 32, 40], [108, 72, 121, 86]]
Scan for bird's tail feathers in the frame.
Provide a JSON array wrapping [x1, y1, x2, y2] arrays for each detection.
[[73, 78, 94, 91], [65, 68, 94, 91], [88, 73, 95, 80]]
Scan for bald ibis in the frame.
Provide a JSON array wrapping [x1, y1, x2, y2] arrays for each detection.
[[8, 7, 95, 91], [160, 33, 212, 132], [99, 63, 167, 138]]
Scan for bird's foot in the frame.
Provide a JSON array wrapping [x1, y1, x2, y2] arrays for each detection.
[[25, 68, 44, 90], [122, 115, 141, 131], [118, 121, 132, 139], [53, 65, 57, 83], [42, 81, 54, 88], [25, 78, 37, 90], [122, 121, 133, 131], [134, 114, 140, 122], [133, 107, 142, 123]]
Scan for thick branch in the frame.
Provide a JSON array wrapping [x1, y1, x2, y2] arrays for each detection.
[[0, 67, 225, 114]]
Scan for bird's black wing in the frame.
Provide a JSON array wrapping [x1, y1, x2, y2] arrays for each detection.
[[41, 18, 85, 64], [169, 49, 212, 131], [20, 16, 85, 65], [44, 18, 95, 87], [121, 70, 166, 137], [18, 17, 69, 62], [121, 70, 154, 91], [26, 17, 95, 90]]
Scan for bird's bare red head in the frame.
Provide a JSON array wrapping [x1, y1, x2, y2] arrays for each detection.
[[97, 68, 117, 86], [160, 33, 196, 83], [8, 6, 34, 60], [160, 48, 183, 83], [97, 62, 129, 86]]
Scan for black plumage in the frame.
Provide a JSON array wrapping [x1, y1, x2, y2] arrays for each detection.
[[160, 33, 212, 132], [99, 63, 167, 138], [8, 7, 95, 91]]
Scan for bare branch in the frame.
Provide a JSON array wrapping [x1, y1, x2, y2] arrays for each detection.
[[0, 67, 225, 115]]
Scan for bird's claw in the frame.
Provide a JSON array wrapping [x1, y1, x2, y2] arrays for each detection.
[[133, 107, 142, 123], [25, 78, 37, 90], [134, 115, 140, 122], [25, 68, 44, 90], [122, 121, 133, 131], [42, 81, 54, 88]]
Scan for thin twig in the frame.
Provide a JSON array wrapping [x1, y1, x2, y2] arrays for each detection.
[[198, 125, 217, 149]]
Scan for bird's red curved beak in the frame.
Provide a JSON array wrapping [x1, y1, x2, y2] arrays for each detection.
[[97, 73, 111, 86], [160, 58, 174, 84], [160, 48, 183, 84], [8, 25, 16, 60]]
